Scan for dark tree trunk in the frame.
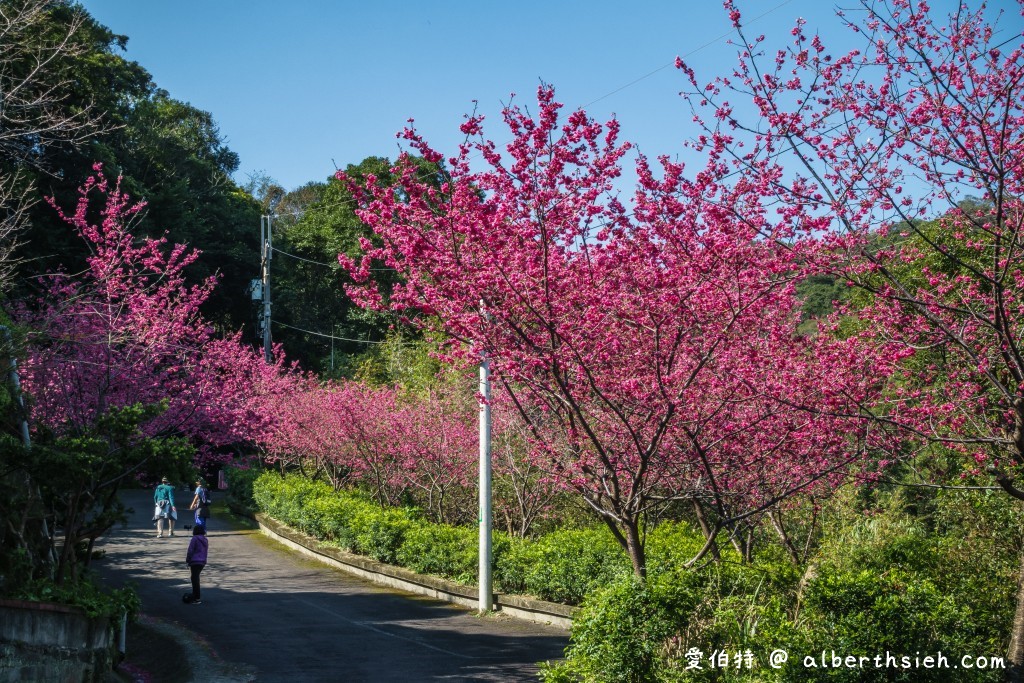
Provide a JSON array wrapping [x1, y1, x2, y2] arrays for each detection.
[[770, 508, 802, 566], [692, 501, 721, 562], [624, 520, 647, 580]]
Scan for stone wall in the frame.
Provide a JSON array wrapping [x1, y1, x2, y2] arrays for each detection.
[[0, 599, 114, 682]]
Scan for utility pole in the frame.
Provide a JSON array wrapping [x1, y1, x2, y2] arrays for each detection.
[[478, 304, 493, 613], [260, 214, 273, 363]]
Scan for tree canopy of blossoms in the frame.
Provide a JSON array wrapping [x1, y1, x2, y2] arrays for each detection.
[[19, 167, 270, 451], [676, 0, 1024, 671], [12, 167, 288, 581], [340, 86, 878, 577]]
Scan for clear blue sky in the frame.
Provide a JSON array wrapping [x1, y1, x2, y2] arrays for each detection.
[[78, 0, 1009, 193]]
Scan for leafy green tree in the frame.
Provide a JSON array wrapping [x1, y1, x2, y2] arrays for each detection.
[[271, 156, 444, 373], [7, 3, 261, 335], [795, 275, 847, 321], [109, 91, 262, 333], [31, 405, 195, 584], [0, 0, 127, 293]]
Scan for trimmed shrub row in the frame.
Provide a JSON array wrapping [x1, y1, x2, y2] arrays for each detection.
[[242, 470, 1012, 682], [248, 471, 703, 604]]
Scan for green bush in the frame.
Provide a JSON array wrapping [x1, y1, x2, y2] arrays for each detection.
[[351, 505, 416, 564], [254, 473, 518, 584], [791, 566, 999, 683], [302, 494, 353, 540], [251, 471, 290, 521], [252, 471, 337, 533], [541, 574, 700, 683], [396, 521, 478, 583], [498, 527, 630, 604], [11, 576, 140, 621], [644, 520, 710, 574], [223, 464, 263, 516], [255, 472, 660, 606]]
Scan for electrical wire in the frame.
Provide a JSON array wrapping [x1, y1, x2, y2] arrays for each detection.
[[262, 0, 795, 212], [271, 245, 393, 272], [581, 0, 795, 109], [271, 246, 339, 268], [272, 319, 386, 344], [263, 1, 799, 348]]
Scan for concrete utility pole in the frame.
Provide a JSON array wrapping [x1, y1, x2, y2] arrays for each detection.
[[478, 340, 493, 613], [260, 214, 273, 363]]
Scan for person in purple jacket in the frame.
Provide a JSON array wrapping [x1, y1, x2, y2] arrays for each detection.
[[183, 524, 208, 604]]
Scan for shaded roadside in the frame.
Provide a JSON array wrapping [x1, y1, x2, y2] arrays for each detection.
[[108, 613, 255, 683]]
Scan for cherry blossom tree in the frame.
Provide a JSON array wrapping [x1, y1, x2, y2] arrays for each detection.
[[676, 0, 1024, 672], [256, 372, 343, 481], [256, 370, 563, 531], [258, 379, 408, 503], [341, 86, 874, 578], [390, 390, 477, 524], [16, 168, 271, 581], [258, 377, 481, 524], [21, 168, 269, 446], [491, 397, 563, 538]]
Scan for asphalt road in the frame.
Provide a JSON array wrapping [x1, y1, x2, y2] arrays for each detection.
[[94, 489, 569, 682]]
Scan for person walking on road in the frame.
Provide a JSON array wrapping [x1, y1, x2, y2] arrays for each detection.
[[152, 477, 177, 538], [184, 524, 208, 604], [189, 479, 211, 527]]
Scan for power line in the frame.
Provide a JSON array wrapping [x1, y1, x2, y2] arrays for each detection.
[[269, 169, 446, 218], [272, 319, 386, 344], [272, 246, 338, 268], [581, 0, 796, 109], [264, 0, 795, 215], [272, 245, 395, 272], [266, 198, 355, 219], [262, 1, 800, 344]]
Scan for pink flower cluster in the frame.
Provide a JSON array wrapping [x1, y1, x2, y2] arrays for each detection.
[[19, 168, 282, 463]]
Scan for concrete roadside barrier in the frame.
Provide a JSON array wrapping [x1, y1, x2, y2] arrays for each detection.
[[0, 598, 114, 681], [256, 513, 577, 630]]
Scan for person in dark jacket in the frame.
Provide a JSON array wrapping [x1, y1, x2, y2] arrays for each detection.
[[184, 524, 208, 604]]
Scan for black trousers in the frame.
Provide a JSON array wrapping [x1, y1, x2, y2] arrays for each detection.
[[190, 563, 205, 600]]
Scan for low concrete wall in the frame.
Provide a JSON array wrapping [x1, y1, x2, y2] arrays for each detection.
[[0, 599, 113, 682], [256, 514, 577, 630]]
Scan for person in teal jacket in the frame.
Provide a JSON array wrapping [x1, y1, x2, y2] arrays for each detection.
[[153, 476, 177, 538]]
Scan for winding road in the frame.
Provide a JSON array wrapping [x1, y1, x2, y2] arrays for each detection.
[[95, 489, 569, 682]]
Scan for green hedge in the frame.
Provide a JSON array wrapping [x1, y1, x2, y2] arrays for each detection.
[[397, 521, 479, 583], [245, 472, 1014, 682], [248, 471, 673, 604], [539, 500, 1012, 683], [498, 528, 630, 604], [10, 577, 140, 621]]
